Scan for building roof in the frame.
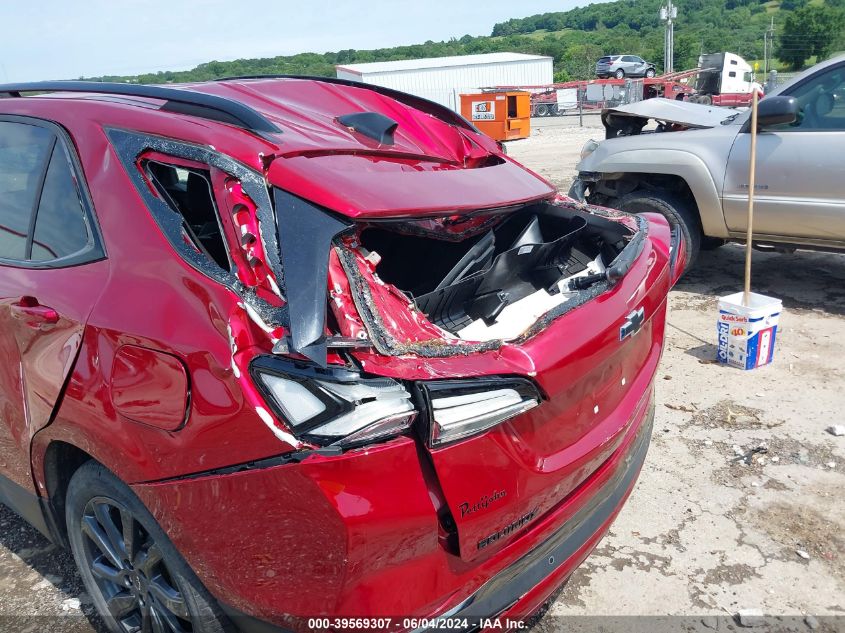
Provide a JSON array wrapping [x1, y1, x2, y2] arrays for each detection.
[[336, 53, 552, 75]]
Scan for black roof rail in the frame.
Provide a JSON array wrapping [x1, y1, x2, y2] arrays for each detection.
[[0, 81, 282, 138], [212, 74, 481, 133]]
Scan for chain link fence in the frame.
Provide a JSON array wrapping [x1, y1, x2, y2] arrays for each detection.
[[764, 71, 799, 91], [525, 78, 673, 118], [521, 70, 798, 119]]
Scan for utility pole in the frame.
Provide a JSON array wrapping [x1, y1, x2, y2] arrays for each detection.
[[764, 17, 775, 74], [661, 1, 677, 74], [763, 25, 767, 76]]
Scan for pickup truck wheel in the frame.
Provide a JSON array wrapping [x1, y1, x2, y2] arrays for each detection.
[[701, 237, 726, 250], [66, 462, 234, 633], [617, 190, 701, 273]]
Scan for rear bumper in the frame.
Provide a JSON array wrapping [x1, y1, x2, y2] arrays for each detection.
[[214, 396, 654, 633], [425, 397, 654, 631]]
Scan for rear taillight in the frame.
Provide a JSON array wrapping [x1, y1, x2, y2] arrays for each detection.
[[252, 358, 541, 450], [250, 357, 416, 447], [419, 378, 541, 447]]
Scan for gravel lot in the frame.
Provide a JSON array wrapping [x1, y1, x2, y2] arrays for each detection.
[[1, 115, 843, 632], [504, 114, 605, 192]]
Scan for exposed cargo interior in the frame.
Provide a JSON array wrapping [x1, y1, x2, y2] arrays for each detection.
[[357, 201, 633, 342], [145, 161, 229, 269]]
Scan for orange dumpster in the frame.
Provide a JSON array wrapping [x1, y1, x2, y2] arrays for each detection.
[[460, 91, 531, 142]]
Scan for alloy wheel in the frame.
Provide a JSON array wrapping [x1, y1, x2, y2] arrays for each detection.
[[79, 497, 192, 633]]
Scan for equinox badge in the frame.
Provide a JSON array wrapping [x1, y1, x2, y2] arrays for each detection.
[[620, 308, 645, 341]]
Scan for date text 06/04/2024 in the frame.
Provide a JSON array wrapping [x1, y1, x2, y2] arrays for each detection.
[[306, 618, 529, 630]]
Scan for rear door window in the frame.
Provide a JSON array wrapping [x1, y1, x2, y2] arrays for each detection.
[[31, 145, 91, 261], [0, 122, 54, 260]]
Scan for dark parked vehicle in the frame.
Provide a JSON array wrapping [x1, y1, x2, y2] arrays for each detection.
[[0, 77, 675, 632], [596, 55, 657, 79]]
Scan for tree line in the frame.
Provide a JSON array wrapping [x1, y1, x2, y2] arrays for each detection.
[[85, 0, 845, 85]]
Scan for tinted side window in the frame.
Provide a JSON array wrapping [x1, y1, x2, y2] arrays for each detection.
[[783, 64, 845, 132], [31, 145, 90, 261], [0, 122, 54, 260]]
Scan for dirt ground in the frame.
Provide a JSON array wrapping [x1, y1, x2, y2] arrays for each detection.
[[1, 116, 844, 632], [504, 114, 605, 192]]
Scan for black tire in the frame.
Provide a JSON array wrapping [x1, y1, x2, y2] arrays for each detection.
[[700, 94, 712, 106], [66, 462, 233, 633], [536, 104, 549, 117], [701, 236, 726, 250], [617, 190, 701, 274], [645, 68, 656, 78], [615, 68, 625, 79]]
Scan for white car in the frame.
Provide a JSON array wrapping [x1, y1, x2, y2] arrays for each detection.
[[596, 55, 657, 79]]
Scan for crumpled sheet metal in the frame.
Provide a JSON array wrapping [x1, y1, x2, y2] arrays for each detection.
[[334, 201, 648, 358], [335, 245, 502, 358], [107, 128, 289, 333]]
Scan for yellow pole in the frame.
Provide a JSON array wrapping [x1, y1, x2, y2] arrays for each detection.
[[744, 90, 759, 307]]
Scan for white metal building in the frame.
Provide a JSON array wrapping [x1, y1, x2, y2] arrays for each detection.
[[336, 52, 553, 111]]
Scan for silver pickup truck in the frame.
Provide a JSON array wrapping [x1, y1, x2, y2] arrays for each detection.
[[571, 54, 845, 271]]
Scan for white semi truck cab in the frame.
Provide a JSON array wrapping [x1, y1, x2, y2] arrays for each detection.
[[693, 52, 763, 106]]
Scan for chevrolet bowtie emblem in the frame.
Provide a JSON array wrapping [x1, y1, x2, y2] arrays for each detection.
[[620, 307, 645, 341]]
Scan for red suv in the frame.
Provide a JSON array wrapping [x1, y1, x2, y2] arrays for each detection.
[[0, 77, 675, 632]]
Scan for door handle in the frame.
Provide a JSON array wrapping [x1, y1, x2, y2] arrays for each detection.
[[10, 297, 60, 327]]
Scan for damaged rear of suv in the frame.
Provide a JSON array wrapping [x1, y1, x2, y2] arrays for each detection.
[[0, 77, 675, 632]]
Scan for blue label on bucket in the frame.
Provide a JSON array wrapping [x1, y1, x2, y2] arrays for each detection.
[[717, 309, 780, 370], [745, 325, 777, 369], [717, 318, 730, 363]]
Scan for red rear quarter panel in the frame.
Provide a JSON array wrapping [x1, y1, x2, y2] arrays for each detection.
[[22, 101, 299, 487]]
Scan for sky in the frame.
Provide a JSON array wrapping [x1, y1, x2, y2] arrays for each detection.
[[0, 0, 598, 82]]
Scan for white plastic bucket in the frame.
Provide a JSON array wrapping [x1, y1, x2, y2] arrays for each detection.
[[717, 292, 782, 370]]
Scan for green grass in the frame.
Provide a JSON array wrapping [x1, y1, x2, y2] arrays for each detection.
[[747, 58, 792, 72]]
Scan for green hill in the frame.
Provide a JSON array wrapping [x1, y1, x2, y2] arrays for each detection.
[[85, 0, 844, 84]]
